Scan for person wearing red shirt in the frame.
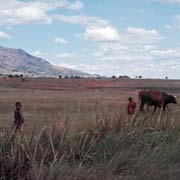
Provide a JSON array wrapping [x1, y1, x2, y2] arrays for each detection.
[[127, 97, 136, 116]]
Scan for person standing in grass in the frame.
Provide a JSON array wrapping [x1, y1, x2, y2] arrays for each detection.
[[127, 97, 136, 117], [14, 101, 24, 133]]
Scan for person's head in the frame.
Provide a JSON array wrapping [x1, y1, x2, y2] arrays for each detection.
[[128, 97, 133, 102], [15, 101, 22, 110]]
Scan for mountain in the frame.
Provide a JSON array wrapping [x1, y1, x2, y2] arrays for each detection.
[[0, 46, 90, 77]]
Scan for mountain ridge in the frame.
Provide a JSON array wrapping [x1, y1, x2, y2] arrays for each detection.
[[0, 45, 90, 77]]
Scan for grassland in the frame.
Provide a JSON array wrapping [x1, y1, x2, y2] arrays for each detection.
[[0, 77, 180, 180]]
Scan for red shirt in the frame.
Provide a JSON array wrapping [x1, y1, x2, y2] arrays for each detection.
[[127, 101, 136, 115]]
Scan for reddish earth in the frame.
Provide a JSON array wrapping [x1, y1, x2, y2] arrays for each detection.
[[0, 77, 180, 93]]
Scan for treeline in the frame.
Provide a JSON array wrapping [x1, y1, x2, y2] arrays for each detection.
[[7, 74, 24, 78], [59, 75, 131, 79]]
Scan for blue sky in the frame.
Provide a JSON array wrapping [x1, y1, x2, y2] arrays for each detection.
[[0, 0, 180, 78]]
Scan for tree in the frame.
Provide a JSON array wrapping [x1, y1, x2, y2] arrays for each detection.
[[8, 74, 14, 78], [75, 76, 80, 79]]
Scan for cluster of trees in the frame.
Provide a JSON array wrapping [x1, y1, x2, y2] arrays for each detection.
[[112, 75, 130, 79], [8, 74, 23, 78], [6, 73, 171, 80], [135, 76, 143, 79], [59, 75, 131, 79], [59, 75, 82, 79]]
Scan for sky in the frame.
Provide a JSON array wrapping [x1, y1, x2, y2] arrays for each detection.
[[0, 0, 180, 79]]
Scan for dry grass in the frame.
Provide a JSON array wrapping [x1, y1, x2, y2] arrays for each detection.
[[0, 78, 179, 179], [1, 111, 180, 180], [0, 86, 138, 134]]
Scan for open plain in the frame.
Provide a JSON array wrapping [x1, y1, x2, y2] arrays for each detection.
[[0, 77, 179, 132], [0, 77, 180, 180]]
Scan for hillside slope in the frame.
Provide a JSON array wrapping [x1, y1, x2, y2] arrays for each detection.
[[0, 46, 89, 77]]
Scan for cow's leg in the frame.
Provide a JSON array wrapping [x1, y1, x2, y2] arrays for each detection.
[[147, 104, 150, 111], [140, 102, 144, 112], [153, 105, 158, 113], [163, 104, 167, 112]]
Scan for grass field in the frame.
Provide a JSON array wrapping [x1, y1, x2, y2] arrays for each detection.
[[0, 77, 180, 180]]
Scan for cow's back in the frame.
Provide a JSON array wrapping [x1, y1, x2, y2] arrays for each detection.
[[149, 91, 165, 103], [139, 90, 166, 104]]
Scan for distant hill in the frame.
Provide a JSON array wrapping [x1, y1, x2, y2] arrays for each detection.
[[0, 46, 90, 77]]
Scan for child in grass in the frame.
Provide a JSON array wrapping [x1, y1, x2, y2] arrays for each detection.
[[14, 101, 24, 133], [127, 97, 136, 116]]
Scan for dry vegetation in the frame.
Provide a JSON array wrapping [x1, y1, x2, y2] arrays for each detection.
[[0, 78, 180, 180]]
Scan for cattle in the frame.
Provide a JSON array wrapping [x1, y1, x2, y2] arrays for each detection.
[[138, 90, 177, 112]]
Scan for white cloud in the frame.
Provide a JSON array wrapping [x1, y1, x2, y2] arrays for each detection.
[[75, 57, 180, 78], [32, 22, 175, 78], [122, 27, 165, 44], [150, 49, 180, 59], [32, 50, 48, 59], [58, 15, 163, 43], [0, 30, 10, 39], [0, 0, 84, 26], [57, 14, 120, 42], [127, 27, 160, 37], [66, 1, 84, 10], [57, 14, 108, 26], [58, 63, 76, 69], [94, 43, 127, 58], [92, 27, 163, 62], [27, 8, 178, 79], [83, 26, 120, 41], [32, 50, 76, 62], [94, 41, 178, 63], [32, 39, 180, 78], [54, 37, 68, 44], [89, 29, 180, 78], [32, 51, 79, 70]]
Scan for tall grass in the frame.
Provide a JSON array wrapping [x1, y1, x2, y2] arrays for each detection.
[[0, 112, 180, 180]]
